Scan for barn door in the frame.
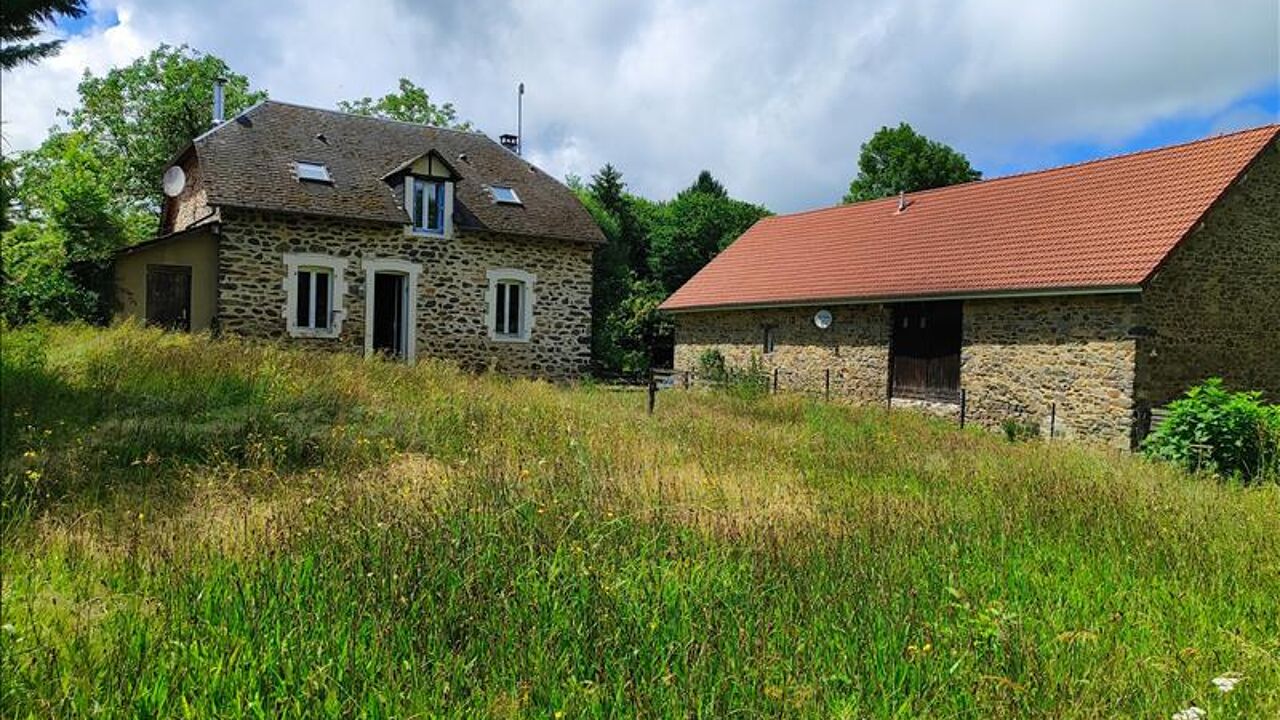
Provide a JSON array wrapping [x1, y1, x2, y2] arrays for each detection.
[[145, 265, 192, 331], [890, 301, 961, 402]]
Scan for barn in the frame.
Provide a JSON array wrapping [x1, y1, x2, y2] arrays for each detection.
[[661, 125, 1280, 447]]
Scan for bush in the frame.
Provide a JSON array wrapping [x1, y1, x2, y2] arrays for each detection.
[[1142, 378, 1280, 482], [1001, 418, 1040, 443], [695, 348, 768, 400]]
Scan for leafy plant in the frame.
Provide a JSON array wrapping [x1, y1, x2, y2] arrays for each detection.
[[1001, 418, 1040, 443], [1142, 377, 1280, 482]]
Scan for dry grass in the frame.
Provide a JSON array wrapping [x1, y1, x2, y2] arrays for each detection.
[[2, 322, 1278, 718]]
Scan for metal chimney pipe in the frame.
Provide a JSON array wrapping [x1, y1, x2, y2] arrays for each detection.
[[212, 77, 227, 126]]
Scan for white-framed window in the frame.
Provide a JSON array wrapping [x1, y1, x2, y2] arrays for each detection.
[[282, 253, 347, 338], [405, 177, 452, 236], [490, 185, 522, 205], [485, 268, 535, 342], [295, 161, 332, 183]]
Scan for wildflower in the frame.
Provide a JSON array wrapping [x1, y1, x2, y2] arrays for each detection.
[[22, 450, 37, 460], [1171, 706, 1205, 720], [1211, 674, 1242, 693]]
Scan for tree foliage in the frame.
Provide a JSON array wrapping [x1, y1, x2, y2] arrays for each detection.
[[3, 44, 261, 324], [581, 167, 767, 374], [0, 0, 85, 70], [843, 123, 980, 203], [339, 78, 472, 130], [67, 44, 265, 210]]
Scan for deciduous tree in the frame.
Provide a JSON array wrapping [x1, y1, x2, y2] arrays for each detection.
[[843, 123, 980, 203]]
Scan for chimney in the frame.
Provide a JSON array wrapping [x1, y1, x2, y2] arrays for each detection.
[[212, 77, 227, 127], [499, 133, 519, 152], [897, 190, 909, 212]]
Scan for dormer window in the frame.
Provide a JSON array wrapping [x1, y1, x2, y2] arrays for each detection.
[[490, 185, 522, 205], [296, 161, 332, 183], [410, 177, 446, 234]]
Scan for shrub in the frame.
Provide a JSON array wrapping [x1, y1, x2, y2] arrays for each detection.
[[697, 348, 728, 383], [1001, 418, 1040, 443], [1142, 378, 1280, 482]]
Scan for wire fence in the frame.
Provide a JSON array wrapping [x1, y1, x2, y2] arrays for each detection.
[[626, 366, 1067, 440]]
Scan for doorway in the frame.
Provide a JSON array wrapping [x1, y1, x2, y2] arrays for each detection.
[[889, 300, 962, 402], [371, 272, 409, 358], [145, 264, 192, 331]]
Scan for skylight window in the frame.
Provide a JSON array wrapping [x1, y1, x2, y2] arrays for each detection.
[[296, 161, 332, 183], [490, 185, 522, 205]]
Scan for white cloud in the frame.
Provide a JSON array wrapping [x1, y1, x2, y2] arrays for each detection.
[[2, 0, 1276, 211]]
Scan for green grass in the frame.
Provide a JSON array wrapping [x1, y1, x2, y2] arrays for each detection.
[[2, 323, 1278, 718]]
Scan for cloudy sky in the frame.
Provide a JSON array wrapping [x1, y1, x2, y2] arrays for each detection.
[[2, 0, 1277, 212]]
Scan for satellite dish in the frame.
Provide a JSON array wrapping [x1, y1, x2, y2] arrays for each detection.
[[814, 309, 833, 330], [162, 166, 187, 197]]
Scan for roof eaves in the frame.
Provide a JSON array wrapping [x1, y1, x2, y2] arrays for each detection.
[[661, 284, 1144, 313], [115, 220, 222, 257]]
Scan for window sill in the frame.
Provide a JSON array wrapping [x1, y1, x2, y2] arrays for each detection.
[[405, 226, 447, 238], [489, 333, 531, 344], [288, 328, 342, 340]]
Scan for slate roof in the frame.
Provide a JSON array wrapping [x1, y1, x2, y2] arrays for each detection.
[[189, 100, 604, 244], [662, 125, 1278, 311]]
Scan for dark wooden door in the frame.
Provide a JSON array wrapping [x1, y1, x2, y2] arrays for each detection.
[[145, 265, 192, 331], [890, 301, 961, 402]]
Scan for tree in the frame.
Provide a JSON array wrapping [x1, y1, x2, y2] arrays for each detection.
[[647, 173, 770, 294], [339, 78, 472, 129], [0, 0, 86, 69], [68, 44, 265, 210], [3, 130, 141, 322], [843, 123, 980, 203], [688, 169, 726, 198]]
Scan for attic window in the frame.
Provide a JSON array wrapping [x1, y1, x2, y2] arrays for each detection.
[[296, 162, 332, 183], [490, 185, 522, 205]]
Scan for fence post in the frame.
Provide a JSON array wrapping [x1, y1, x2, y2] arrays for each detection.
[[648, 374, 657, 415], [772, 367, 779, 394], [684, 370, 691, 389], [959, 388, 967, 428], [1049, 402, 1056, 439], [824, 368, 831, 401]]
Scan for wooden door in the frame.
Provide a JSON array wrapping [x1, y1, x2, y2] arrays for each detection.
[[890, 301, 961, 402], [145, 265, 192, 331]]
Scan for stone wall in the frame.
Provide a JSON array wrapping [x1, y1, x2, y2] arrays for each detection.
[[672, 295, 1141, 446], [1136, 139, 1280, 407], [162, 154, 214, 234], [961, 295, 1138, 447], [217, 208, 593, 379], [672, 305, 890, 402]]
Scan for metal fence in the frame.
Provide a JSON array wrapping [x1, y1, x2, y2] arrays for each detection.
[[635, 366, 1066, 439]]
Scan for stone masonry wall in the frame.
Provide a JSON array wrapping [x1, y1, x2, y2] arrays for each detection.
[[217, 208, 593, 379], [673, 305, 890, 402], [163, 154, 213, 234], [1136, 139, 1280, 407], [962, 295, 1138, 448], [672, 295, 1140, 447]]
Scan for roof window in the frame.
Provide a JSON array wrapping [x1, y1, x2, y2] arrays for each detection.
[[296, 161, 332, 183], [490, 185, 522, 205]]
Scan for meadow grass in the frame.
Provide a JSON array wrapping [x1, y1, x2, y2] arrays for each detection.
[[2, 323, 1278, 718]]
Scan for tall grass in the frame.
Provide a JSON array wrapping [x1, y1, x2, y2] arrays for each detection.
[[2, 323, 1278, 717]]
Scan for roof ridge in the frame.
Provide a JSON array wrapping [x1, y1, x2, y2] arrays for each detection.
[[260, 99, 491, 137], [778, 123, 1279, 223]]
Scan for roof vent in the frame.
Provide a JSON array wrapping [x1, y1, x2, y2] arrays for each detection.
[[897, 191, 912, 213], [315, 133, 328, 144], [499, 134, 519, 152]]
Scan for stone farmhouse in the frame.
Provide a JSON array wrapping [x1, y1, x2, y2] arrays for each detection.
[[114, 99, 603, 378], [662, 125, 1280, 447]]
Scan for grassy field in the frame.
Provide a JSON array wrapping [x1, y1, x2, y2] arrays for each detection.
[[2, 323, 1278, 718]]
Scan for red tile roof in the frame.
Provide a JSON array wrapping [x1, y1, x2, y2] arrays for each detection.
[[662, 125, 1278, 311]]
